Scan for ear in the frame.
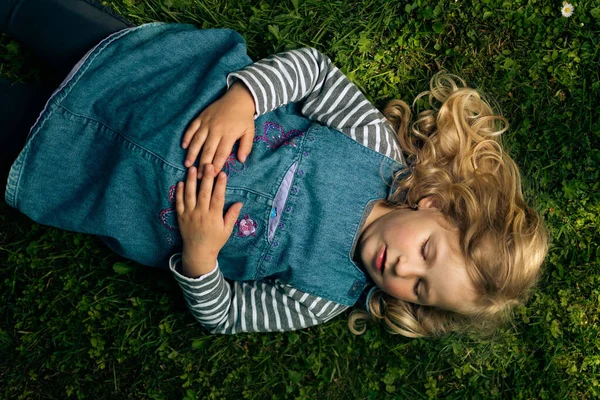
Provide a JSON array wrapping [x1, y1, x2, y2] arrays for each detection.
[[417, 196, 440, 210]]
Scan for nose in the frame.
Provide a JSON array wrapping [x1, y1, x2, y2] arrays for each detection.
[[392, 254, 424, 277]]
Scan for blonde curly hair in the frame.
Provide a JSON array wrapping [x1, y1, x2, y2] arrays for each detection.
[[349, 72, 549, 338]]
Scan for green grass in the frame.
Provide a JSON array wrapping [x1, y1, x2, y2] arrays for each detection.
[[1, 0, 599, 398]]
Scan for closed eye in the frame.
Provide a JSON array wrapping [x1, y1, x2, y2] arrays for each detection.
[[421, 238, 429, 260], [414, 278, 422, 300]]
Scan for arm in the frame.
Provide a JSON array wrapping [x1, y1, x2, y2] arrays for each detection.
[[227, 48, 404, 162], [182, 48, 403, 174], [174, 163, 346, 333], [170, 254, 347, 334]]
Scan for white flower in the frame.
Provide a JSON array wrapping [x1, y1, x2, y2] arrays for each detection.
[[561, 2, 574, 17]]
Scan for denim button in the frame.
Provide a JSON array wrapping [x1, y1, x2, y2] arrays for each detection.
[[286, 206, 291, 212], [292, 187, 298, 194], [279, 223, 285, 229], [265, 255, 272, 261], [273, 241, 279, 247], [298, 170, 304, 176], [303, 151, 309, 157], [347, 280, 365, 298]]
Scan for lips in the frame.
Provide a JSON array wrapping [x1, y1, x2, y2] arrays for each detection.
[[375, 245, 386, 274]]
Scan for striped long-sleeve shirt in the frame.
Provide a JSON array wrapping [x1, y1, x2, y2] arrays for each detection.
[[170, 254, 346, 333], [170, 47, 403, 334]]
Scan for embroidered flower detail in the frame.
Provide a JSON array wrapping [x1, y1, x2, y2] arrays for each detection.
[[159, 185, 179, 231], [224, 151, 246, 176], [561, 1, 574, 17], [159, 184, 180, 245], [223, 143, 246, 176], [236, 214, 257, 237], [254, 122, 304, 150]]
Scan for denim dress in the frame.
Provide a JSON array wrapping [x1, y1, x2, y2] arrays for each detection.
[[5, 23, 402, 306]]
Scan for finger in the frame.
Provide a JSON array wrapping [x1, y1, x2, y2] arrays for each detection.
[[198, 136, 220, 174], [175, 181, 185, 215], [210, 171, 227, 211], [211, 140, 235, 175], [224, 202, 243, 234], [197, 164, 214, 211], [185, 127, 209, 168], [185, 167, 198, 209], [182, 118, 201, 149], [237, 128, 255, 163]]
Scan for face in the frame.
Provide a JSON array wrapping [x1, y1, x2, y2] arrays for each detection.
[[357, 198, 478, 313]]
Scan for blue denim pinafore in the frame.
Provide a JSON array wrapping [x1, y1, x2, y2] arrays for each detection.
[[5, 23, 401, 306]]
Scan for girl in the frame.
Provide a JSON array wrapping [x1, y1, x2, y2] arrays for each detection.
[[1, 0, 548, 337]]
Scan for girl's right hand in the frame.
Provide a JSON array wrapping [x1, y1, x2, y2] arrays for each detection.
[[176, 164, 243, 277], [182, 81, 256, 178]]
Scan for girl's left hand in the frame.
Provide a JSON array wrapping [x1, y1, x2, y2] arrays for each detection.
[[176, 164, 243, 276], [182, 82, 256, 178]]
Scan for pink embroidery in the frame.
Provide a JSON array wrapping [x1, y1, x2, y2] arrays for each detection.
[[159, 185, 179, 231], [236, 214, 257, 237], [254, 122, 304, 149], [224, 151, 246, 176], [159, 185, 180, 245]]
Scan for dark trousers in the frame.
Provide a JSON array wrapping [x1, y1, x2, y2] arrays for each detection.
[[0, 0, 134, 182]]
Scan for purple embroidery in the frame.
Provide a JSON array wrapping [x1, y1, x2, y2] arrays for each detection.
[[236, 214, 257, 237], [159, 185, 179, 231], [254, 122, 304, 149], [224, 150, 246, 176], [159, 184, 180, 245]]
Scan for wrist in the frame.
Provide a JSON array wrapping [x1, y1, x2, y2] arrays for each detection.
[[181, 249, 218, 278], [228, 81, 256, 115]]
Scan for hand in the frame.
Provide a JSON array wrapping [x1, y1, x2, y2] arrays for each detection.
[[182, 81, 256, 177], [176, 164, 243, 277]]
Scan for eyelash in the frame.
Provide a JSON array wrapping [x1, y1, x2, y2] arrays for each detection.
[[415, 239, 429, 299], [420, 238, 428, 260], [414, 278, 422, 299]]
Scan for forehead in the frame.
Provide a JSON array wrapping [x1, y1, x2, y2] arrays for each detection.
[[431, 257, 478, 312], [429, 218, 478, 312]]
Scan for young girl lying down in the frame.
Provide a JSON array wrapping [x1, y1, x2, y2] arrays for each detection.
[[1, 0, 548, 337]]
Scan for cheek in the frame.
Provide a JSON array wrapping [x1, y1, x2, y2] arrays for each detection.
[[381, 279, 412, 302], [358, 237, 375, 267]]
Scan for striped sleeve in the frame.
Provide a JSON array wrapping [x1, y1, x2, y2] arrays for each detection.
[[227, 47, 404, 164], [169, 254, 347, 334]]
